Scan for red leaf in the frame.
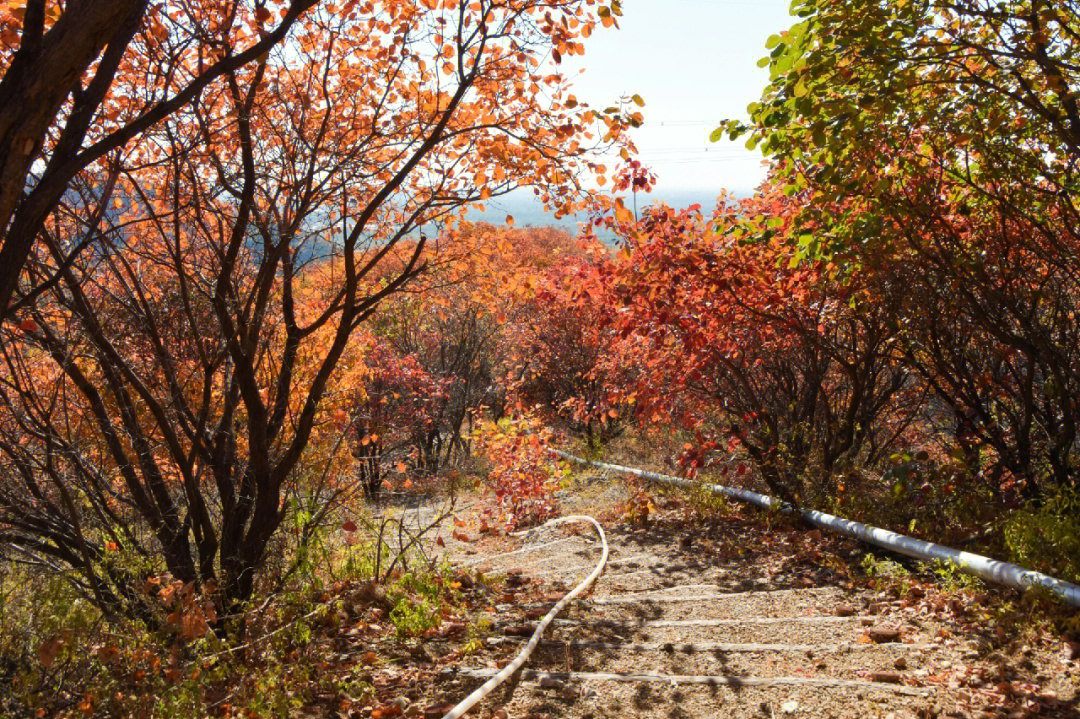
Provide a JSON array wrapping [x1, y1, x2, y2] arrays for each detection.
[[342, 520, 357, 532]]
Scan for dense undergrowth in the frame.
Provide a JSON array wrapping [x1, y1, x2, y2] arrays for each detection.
[[0, 500, 481, 718]]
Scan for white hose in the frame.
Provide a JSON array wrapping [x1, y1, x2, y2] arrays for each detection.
[[441, 514, 609, 719], [553, 449, 1080, 608]]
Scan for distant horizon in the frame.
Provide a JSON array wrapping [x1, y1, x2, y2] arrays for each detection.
[[471, 185, 753, 235]]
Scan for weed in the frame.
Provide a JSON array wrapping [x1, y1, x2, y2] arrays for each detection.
[[860, 552, 911, 579], [1003, 487, 1080, 583], [919, 559, 985, 593], [389, 597, 440, 638]]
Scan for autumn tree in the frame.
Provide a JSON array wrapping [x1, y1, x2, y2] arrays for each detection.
[[606, 195, 915, 506], [344, 337, 447, 496], [728, 0, 1080, 504], [0, 0, 323, 321], [0, 0, 629, 617], [507, 240, 628, 442]]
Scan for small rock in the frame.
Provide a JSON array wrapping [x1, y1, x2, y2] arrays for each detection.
[[834, 604, 856, 617], [781, 699, 800, 714], [894, 656, 908, 670], [490, 710, 508, 719], [868, 626, 902, 643], [870, 671, 903, 684], [538, 677, 565, 690], [1065, 640, 1080, 662]]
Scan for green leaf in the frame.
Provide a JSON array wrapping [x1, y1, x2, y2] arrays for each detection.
[[709, 127, 725, 143]]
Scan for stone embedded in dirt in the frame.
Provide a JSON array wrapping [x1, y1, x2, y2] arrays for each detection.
[[868, 626, 902, 643], [834, 604, 856, 617], [1065, 641, 1080, 662], [423, 705, 454, 719], [869, 671, 904, 683], [781, 699, 800, 714], [525, 606, 548, 620], [490, 710, 508, 719], [894, 656, 908, 670]]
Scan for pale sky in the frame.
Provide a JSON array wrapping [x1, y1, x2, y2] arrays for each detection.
[[566, 0, 794, 196], [475, 0, 796, 225]]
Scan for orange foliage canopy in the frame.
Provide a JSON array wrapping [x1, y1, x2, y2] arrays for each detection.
[[0, 0, 630, 613]]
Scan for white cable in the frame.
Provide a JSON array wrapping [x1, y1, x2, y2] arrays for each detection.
[[441, 515, 609, 719]]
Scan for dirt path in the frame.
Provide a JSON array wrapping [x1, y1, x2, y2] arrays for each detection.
[[425, 482, 1079, 719]]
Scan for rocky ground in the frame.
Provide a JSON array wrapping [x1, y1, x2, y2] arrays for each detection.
[[409, 475, 1080, 719]]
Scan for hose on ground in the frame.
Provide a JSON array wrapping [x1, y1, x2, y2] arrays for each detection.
[[441, 514, 608, 719]]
